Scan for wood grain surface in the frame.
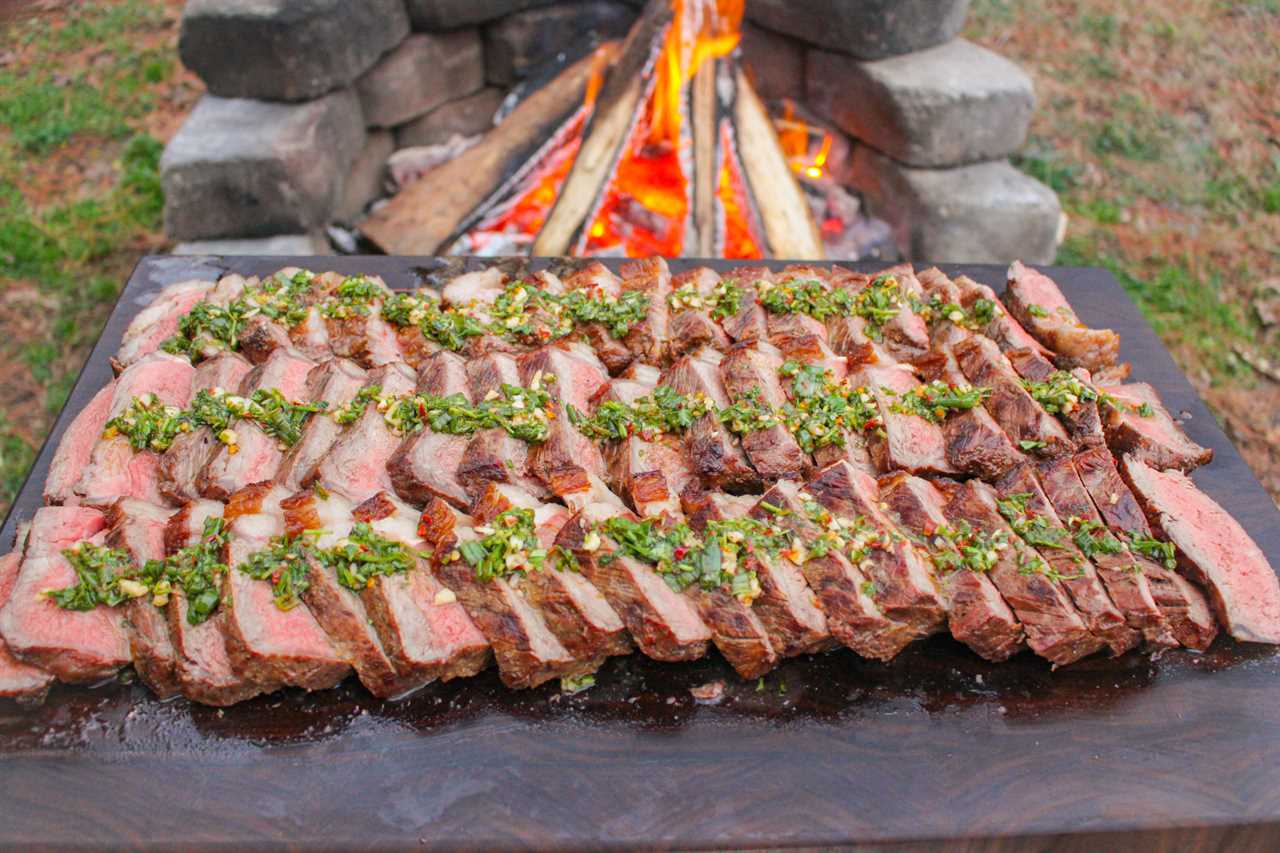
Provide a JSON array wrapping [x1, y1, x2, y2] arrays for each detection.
[[1, 256, 1278, 852]]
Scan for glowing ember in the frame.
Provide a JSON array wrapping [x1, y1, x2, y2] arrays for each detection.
[[776, 99, 834, 181], [717, 124, 763, 259]]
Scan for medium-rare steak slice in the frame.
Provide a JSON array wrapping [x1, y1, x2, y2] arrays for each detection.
[[1005, 261, 1119, 373], [0, 551, 54, 704], [951, 273, 1054, 360], [720, 341, 812, 482], [0, 507, 130, 682], [288, 305, 334, 362], [1100, 382, 1212, 471], [388, 351, 475, 509], [805, 461, 947, 638], [854, 361, 955, 475], [44, 380, 115, 505], [159, 352, 255, 502], [870, 266, 932, 364], [323, 277, 403, 368], [219, 492, 350, 692], [686, 488, 833, 657], [914, 350, 1024, 479], [1072, 447, 1217, 650], [238, 314, 294, 364], [471, 484, 631, 663], [1005, 349, 1106, 449], [619, 257, 673, 365], [878, 473, 1025, 662], [276, 358, 369, 490], [773, 331, 848, 381], [116, 278, 215, 368], [719, 267, 773, 343], [669, 267, 733, 358], [104, 498, 182, 699], [317, 362, 417, 502], [163, 500, 265, 706], [664, 349, 760, 492], [1034, 457, 1176, 650], [280, 491, 429, 699], [455, 352, 548, 501], [953, 334, 1074, 458], [555, 504, 712, 662], [424, 498, 579, 688], [353, 493, 491, 683], [519, 343, 610, 487], [944, 481, 1104, 666], [1120, 455, 1280, 644], [562, 261, 634, 374], [993, 464, 1138, 656], [744, 479, 913, 661]]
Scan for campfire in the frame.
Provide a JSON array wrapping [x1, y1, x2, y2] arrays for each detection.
[[362, 0, 824, 260]]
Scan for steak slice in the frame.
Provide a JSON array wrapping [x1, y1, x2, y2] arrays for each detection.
[[288, 305, 334, 362], [1100, 382, 1212, 471], [325, 286, 404, 369], [670, 267, 732, 358], [104, 498, 182, 699], [944, 481, 1104, 666], [519, 342, 611, 411], [238, 314, 293, 364], [317, 362, 417, 502], [719, 267, 773, 343], [160, 353, 255, 502], [993, 464, 1138, 656], [806, 461, 947, 638], [163, 500, 265, 706], [878, 473, 1025, 662], [424, 499, 579, 688], [1034, 457, 1176, 651], [220, 499, 350, 692], [745, 479, 913, 661], [773, 331, 848, 381], [0, 551, 54, 704], [914, 350, 1024, 479], [953, 334, 1074, 458], [1005, 261, 1120, 373], [1120, 455, 1280, 644], [1072, 446, 1217, 650], [870, 266, 932, 364], [281, 491, 428, 699], [457, 352, 548, 501], [605, 434, 695, 521], [442, 266, 508, 306], [564, 261, 634, 374], [115, 278, 215, 367], [0, 507, 130, 682], [665, 349, 760, 493], [45, 380, 115, 505], [556, 504, 712, 662], [471, 484, 632, 664], [951, 273, 1054, 361], [354, 493, 492, 683], [619, 257, 673, 365], [720, 341, 812, 482], [388, 351, 475, 509], [854, 361, 955, 475], [276, 357, 369, 491], [1005, 348, 1106, 449]]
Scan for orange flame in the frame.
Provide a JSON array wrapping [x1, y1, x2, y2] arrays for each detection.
[[649, 0, 743, 145], [775, 99, 833, 181]]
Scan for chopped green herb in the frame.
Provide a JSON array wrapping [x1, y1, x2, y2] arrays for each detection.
[[889, 380, 991, 424], [319, 522, 419, 591], [161, 271, 318, 359], [157, 517, 230, 624], [860, 579, 876, 597], [568, 386, 714, 441], [668, 278, 742, 322], [1068, 518, 1125, 560], [458, 508, 546, 582], [103, 393, 191, 452], [560, 673, 596, 694], [1135, 402, 1155, 418], [44, 543, 141, 611], [719, 388, 779, 435], [996, 493, 1069, 550], [1019, 439, 1047, 451], [1027, 304, 1050, 318], [1126, 531, 1177, 569], [1021, 371, 1113, 415], [239, 535, 314, 611], [319, 275, 388, 319], [927, 521, 1009, 574]]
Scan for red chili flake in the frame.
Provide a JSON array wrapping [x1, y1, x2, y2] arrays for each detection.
[[673, 546, 688, 559], [417, 522, 428, 537], [270, 569, 281, 584]]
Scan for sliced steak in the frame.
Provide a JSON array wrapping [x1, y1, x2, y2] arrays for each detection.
[[1100, 382, 1212, 471], [442, 266, 508, 307], [953, 334, 1074, 458], [163, 499, 265, 706], [159, 352, 255, 502], [914, 350, 1024, 479], [720, 341, 812, 481], [0, 551, 54, 703], [773, 331, 848, 381], [1073, 446, 1217, 650], [220, 495, 350, 692], [993, 464, 1138, 656], [670, 267, 732, 358], [325, 300, 403, 369], [1034, 456, 1176, 650], [556, 504, 712, 662], [605, 434, 696, 521], [456, 352, 548, 501], [288, 305, 334, 362], [944, 481, 1104, 666], [878, 473, 1025, 662], [238, 314, 294, 364], [104, 498, 182, 699], [45, 380, 115, 505], [563, 262, 634, 373], [854, 361, 955, 475], [1005, 348, 1107, 449], [1120, 455, 1280, 644], [745, 479, 913, 661], [871, 266, 933, 364], [806, 461, 947, 638], [951, 273, 1054, 360], [518, 342, 610, 411], [664, 348, 760, 492], [317, 362, 417, 502], [387, 351, 475, 509], [116, 279, 215, 367], [276, 358, 369, 490], [618, 257, 673, 365], [719, 267, 773, 343], [0, 507, 129, 682], [1005, 261, 1119, 373]]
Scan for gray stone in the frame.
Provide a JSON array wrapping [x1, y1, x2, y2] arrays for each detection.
[[161, 90, 366, 241], [408, 0, 558, 30], [356, 32, 485, 128], [807, 39, 1034, 168], [483, 2, 635, 86], [172, 232, 333, 256], [740, 23, 805, 102], [179, 0, 410, 101], [850, 148, 1064, 264], [747, 0, 969, 60], [335, 130, 396, 223], [394, 88, 504, 148]]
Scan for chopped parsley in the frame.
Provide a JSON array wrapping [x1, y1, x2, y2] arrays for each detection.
[[382, 291, 487, 351], [996, 492, 1069, 550], [103, 394, 192, 452], [1019, 439, 1047, 451], [318, 522, 421, 591], [239, 534, 315, 611], [457, 509, 546, 582], [556, 288, 649, 338], [319, 275, 388, 319], [850, 274, 904, 340], [104, 388, 325, 454], [719, 388, 780, 435], [668, 278, 743, 322], [1135, 402, 1155, 418], [778, 361, 882, 453], [560, 673, 596, 694], [600, 516, 772, 603], [333, 384, 553, 443], [799, 499, 898, 564], [927, 521, 1009, 574], [1027, 304, 1050, 318], [44, 543, 141, 611], [1067, 518, 1126, 561], [1021, 371, 1114, 415], [889, 380, 991, 424], [151, 517, 230, 624], [1126, 532, 1177, 569], [568, 386, 714, 441]]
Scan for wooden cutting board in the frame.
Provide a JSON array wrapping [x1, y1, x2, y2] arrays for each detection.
[[2, 256, 1278, 851]]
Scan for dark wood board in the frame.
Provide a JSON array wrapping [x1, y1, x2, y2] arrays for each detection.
[[2, 255, 1279, 852]]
